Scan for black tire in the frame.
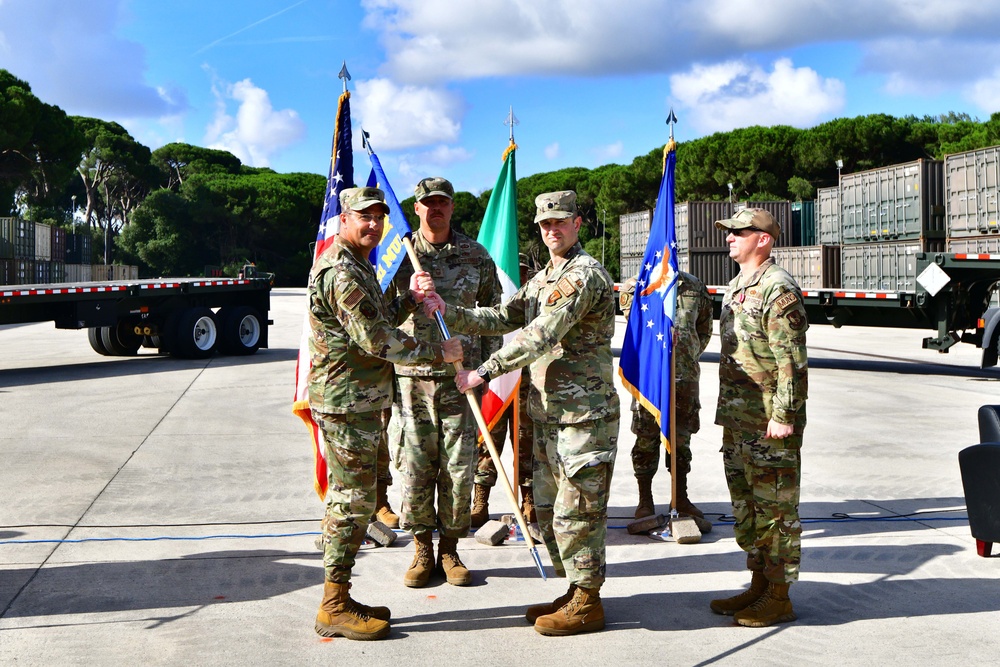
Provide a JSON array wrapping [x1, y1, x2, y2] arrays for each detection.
[[88, 327, 112, 356], [218, 306, 263, 355], [169, 307, 219, 359], [101, 321, 142, 356]]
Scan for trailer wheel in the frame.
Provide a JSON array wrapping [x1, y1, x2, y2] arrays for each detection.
[[170, 307, 219, 359], [88, 327, 112, 356], [101, 321, 142, 356], [218, 306, 263, 355]]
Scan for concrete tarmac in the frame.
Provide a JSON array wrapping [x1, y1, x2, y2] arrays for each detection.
[[2, 287, 999, 665]]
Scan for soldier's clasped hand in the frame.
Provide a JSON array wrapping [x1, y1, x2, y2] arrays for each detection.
[[441, 337, 463, 364], [409, 270, 435, 303], [422, 291, 446, 317]]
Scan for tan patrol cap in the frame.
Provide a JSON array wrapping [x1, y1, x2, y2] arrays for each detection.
[[534, 190, 576, 223], [714, 207, 780, 238], [414, 176, 454, 201], [340, 186, 390, 213]]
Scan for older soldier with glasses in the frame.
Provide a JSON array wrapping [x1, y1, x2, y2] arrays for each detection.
[[307, 186, 463, 641], [711, 207, 808, 628]]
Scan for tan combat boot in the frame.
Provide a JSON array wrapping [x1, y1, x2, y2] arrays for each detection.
[[710, 570, 768, 615], [534, 585, 605, 636], [734, 582, 797, 627], [524, 584, 576, 623], [403, 532, 435, 588], [634, 475, 655, 518], [374, 480, 399, 529], [673, 468, 711, 534], [437, 535, 472, 586], [470, 484, 491, 528], [315, 581, 390, 640], [520, 484, 536, 524]]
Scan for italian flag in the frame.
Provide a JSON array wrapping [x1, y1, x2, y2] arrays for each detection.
[[477, 141, 520, 431]]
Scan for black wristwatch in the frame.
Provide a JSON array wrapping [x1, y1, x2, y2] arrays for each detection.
[[476, 365, 491, 383]]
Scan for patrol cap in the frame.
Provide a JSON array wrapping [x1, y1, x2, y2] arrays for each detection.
[[715, 207, 780, 238], [534, 190, 576, 223], [414, 176, 454, 201], [340, 186, 390, 213]]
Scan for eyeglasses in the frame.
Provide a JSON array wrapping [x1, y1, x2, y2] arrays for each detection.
[[732, 226, 763, 237], [352, 213, 386, 223]]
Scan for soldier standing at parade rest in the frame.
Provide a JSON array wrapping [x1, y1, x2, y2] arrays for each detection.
[[710, 207, 808, 628], [427, 190, 620, 637], [619, 271, 713, 532], [388, 177, 502, 588], [307, 186, 463, 641]]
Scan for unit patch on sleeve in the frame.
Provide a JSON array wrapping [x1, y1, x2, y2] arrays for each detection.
[[556, 277, 577, 298]]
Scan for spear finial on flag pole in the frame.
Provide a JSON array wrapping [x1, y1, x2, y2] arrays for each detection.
[[664, 106, 678, 165], [339, 61, 351, 93], [504, 106, 519, 143]]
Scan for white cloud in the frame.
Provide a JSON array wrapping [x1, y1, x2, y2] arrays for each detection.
[[0, 0, 186, 118], [966, 69, 1000, 114], [544, 142, 561, 160], [354, 78, 464, 150], [593, 141, 624, 162], [395, 145, 474, 186], [670, 58, 845, 133], [203, 78, 306, 167]]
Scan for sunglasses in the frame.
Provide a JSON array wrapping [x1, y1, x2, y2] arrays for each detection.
[[732, 226, 764, 236]]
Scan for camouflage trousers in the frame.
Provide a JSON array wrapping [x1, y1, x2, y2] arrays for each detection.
[[390, 375, 477, 538], [314, 409, 381, 583], [630, 383, 699, 478], [722, 427, 802, 583], [534, 418, 618, 589], [476, 380, 533, 487]]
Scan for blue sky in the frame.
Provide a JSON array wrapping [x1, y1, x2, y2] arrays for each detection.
[[2, 0, 999, 197]]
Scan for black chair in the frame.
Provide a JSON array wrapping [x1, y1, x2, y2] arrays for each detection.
[[957, 405, 1000, 557]]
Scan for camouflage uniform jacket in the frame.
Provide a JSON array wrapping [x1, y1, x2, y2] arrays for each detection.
[[391, 229, 502, 377], [715, 258, 808, 433], [445, 243, 620, 425], [307, 235, 442, 414], [620, 271, 713, 385]]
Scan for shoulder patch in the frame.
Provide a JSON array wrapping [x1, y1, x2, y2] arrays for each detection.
[[343, 285, 364, 309], [546, 289, 563, 306], [774, 291, 799, 312], [557, 277, 577, 298]]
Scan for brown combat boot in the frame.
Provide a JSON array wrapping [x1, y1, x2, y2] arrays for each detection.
[[470, 484, 490, 528], [710, 570, 768, 615], [534, 585, 605, 636], [734, 582, 796, 627], [437, 535, 472, 586], [524, 584, 576, 623], [315, 581, 390, 640], [634, 475, 655, 518], [404, 532, 435, 588], [374, 480, 399, 529], [520, 484, 536, 524], [673, 468, 711, 533]]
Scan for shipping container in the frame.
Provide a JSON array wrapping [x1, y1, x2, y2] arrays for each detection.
[[15, 259, 36, 285], [791, 200, 817, 246], [681, 251, 737, 286], [34, 260, 52, 284], [65, 263, 93, 283], [619, 211, 651, 256], [840, 240, 944, 291], [840, 159, 945, 243], [734, 201, 795, 248], [0, 217, 15, 258], [945, 145, 1000, 237], [13, 218, 34, 258], [66, 232, 93, 264], [675, 201, 733, 252], [0, 258, 13, 285], [92, 264, 115, 282], [34, 222, 52, 260], [620, 252, 643, 282], [947, 236, 1000, 254], [817, 187, 841, 245], [771, 245, 841, 289], [49, 261, 66, 283], [50, 226, 66, 263]]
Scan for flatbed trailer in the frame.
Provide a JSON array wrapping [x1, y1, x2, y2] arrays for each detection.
[[0, 275, 271, 359], [705, 252, 1000, 368]]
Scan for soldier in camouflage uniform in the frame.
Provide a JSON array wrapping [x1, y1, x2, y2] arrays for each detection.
[[307, 186, 463, 640], [431, 191, 619, 637], [388, 177, 502, 588], [710, 208, 808, 628], [619, 271, 713, 532]]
